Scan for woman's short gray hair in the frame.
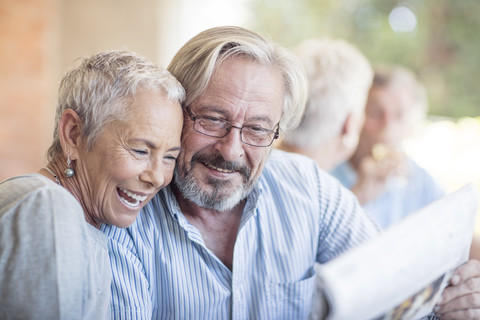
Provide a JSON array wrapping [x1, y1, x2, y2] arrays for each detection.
[[283, 38, 373, 148], [167, 26, 308, 132], [47, 49, 185, 160]]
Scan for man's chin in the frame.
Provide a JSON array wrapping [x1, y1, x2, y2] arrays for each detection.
[[196, 188, 245, 211], [182, 184, 247, 211], [174, 168, 252, 211]]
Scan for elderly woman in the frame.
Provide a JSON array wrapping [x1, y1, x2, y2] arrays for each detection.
[[0, 50, 184, 319]]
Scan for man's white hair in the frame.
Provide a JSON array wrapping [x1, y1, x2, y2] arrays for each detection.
[[283, 38, 373, 148]]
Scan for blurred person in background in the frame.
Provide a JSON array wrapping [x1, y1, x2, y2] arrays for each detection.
[[276, 38, 373, 172], [278, 40, 480, 318], [331, 66, 444, 229], [0, 50, 184, 319]]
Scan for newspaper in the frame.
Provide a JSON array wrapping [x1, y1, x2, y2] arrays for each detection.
[[312, 183, 479, 320]]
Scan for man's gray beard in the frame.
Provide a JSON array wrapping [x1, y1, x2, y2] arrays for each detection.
[[173, 165, 253, 212]]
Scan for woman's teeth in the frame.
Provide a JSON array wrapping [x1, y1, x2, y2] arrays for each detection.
[[118, 187, 148, 208], [205, 163, 234, 173], [120, 188, 148, 201]]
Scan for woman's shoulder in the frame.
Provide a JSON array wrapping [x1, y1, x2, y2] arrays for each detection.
[[1, 173, 73, 199], [0, 174, 110, 319], [0, 173, 84, 224]]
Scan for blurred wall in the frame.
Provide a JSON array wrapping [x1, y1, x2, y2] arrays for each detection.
[[0, 0, 181, 181], [60, 0, 161, 73], [0, 0, 58, 181]]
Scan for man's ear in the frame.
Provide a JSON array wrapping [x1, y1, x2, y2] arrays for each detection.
[[58, 109, 83, 160]]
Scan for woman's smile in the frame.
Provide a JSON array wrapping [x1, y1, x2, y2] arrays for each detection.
[[117, 187, 149, 208]]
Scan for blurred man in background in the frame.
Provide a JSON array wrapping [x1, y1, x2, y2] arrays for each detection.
[[331, 66, 444, 229]]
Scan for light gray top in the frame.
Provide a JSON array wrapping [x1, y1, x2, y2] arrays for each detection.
[[0, 174, 111, 319]]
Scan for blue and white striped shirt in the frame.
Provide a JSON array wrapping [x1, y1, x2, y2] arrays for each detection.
[[102, 150, 379, 319]]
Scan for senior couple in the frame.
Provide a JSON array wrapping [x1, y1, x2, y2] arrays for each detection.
[[1, 26, 479, 319]]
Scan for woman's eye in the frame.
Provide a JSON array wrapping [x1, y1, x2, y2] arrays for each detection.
[[164, 155, 178, 162], [133, 149, 148, 155]]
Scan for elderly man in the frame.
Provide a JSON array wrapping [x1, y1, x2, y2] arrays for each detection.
[[102, 26, 480, 320]]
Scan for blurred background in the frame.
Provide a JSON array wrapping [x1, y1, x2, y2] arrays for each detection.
[[1, 0, 479, 201]]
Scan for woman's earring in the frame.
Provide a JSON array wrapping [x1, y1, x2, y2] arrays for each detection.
[[65, 155, 75, 178]]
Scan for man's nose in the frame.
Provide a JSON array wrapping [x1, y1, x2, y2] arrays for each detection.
[[214, 126, 245, 161]]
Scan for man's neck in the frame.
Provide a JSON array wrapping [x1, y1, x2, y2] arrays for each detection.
[[171, 183, 245, 270]]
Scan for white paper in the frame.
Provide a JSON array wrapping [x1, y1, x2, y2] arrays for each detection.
[[312, 183, 479, 320]]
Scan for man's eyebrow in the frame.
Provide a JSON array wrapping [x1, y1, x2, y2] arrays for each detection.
[[196, 105, 228, 116], [199, 106, 275, 125], [248, 115, 274, 126]]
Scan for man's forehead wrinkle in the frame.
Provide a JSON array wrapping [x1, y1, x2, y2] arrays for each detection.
[[196, 91, 278, 126]]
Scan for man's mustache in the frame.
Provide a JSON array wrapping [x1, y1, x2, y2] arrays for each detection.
[[191, 152, 251, 180]]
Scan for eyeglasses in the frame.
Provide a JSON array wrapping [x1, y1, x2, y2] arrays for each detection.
[[186, 107, 280, 147]]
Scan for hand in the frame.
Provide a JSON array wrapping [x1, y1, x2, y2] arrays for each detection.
[[434, 259, 480, 319]]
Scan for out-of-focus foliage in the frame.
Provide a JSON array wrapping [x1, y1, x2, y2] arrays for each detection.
[[246, 0, 480, 118]]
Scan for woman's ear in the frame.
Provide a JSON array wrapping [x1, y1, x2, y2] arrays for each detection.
[[58, 109, 83, 160]]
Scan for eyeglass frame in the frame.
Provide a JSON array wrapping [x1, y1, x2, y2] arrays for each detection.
[[185, 107, 280, 147]]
